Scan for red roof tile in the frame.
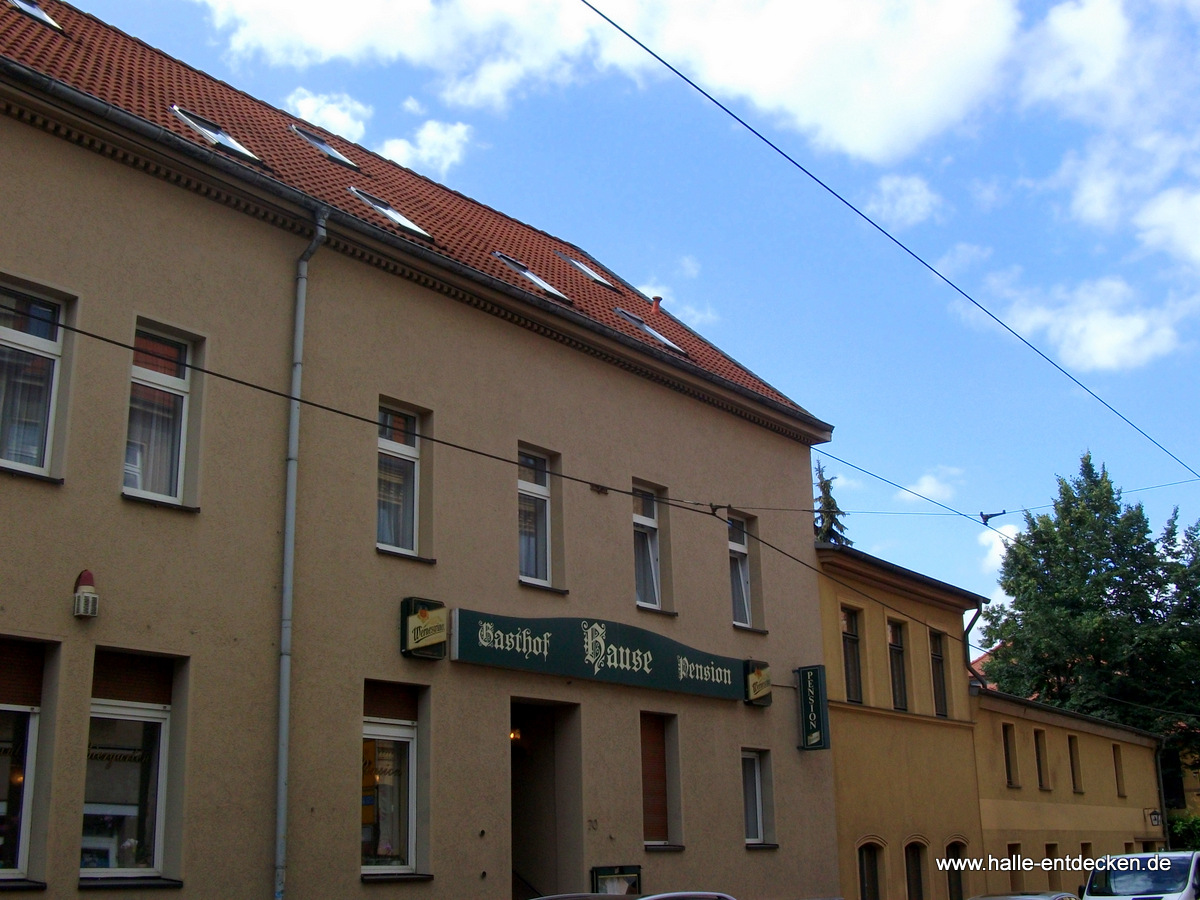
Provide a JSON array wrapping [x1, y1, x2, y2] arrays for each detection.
[[0, 0, 830, 431]]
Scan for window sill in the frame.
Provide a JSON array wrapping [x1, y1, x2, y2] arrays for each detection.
[[745, 842, 779, 851], [518, 579, 569, 596], [377, 546, 436, 565], [0, 465, 63, 485], [0, 879, 47, 892], [733, 623, 768, 635], [121, 492, 200, 513], [78, 877, 183, 890], [644, 843, 685, 853], [360, 872, 434, 884], [636, 603, 678, 618]]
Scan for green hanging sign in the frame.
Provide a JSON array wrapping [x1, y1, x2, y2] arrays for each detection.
[[795, 665, 830, 750], [451, 609, 767, 703]]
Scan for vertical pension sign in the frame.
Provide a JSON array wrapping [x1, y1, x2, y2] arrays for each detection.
[[795, 665, 830, 750]]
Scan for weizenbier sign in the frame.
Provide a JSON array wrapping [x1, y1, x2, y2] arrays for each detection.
[[452, 609, 767, 703]]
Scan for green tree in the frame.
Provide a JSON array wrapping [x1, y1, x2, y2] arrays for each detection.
[[814, 461, 852, 546], [982, 454, 1200, 758]]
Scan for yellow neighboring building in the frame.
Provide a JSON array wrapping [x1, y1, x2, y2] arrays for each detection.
[[818, 543, 1167, 900]]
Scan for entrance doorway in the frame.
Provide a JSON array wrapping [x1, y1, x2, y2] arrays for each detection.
[[510, 700, 581, 900]]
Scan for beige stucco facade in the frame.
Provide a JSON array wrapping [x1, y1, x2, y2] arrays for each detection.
[[0, 43, 840, 900], [817, 545, 1168, 900]]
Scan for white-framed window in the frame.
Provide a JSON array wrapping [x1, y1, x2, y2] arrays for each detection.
[[742, 750, 764, 844], [518, 450, 551, 584], [124, 328, 191, 503], [348, 187, 431, 240], [81, 700, 170, 876], [0, 704, 39, 878], [493, 252, 569, 302], [362, 717, 417, 873], [0, 285, 62, 475], [555, 251, 615, 288], [614, 307, 685, 354], [169, 105, 258, 161], [7, 0, 61, 29], [729, 516, 752, 626], [377, 407, 420, 554], [633, 488, 660, 608], [290, 124, 358, 169]]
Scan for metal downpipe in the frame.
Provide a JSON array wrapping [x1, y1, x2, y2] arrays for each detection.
[[275, 210, 327, 900]]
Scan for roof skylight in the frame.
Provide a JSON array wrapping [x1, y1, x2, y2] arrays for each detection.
[[556, 251, 614, 288], [349, 187, 431, 240], [614, 307, 685, 354], [8, 0, 61, 29], [291, 124, 358, 169], [170, 105, 258, 161], [492, 252, 569, 302]]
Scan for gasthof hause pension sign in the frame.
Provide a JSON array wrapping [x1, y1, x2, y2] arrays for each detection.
[[451, 609, 768, 703]]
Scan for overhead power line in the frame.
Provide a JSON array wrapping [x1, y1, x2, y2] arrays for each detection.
[[577, 0, 1200, 482]]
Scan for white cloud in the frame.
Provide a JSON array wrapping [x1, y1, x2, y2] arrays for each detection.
[[865, 175, 943, 230], [1022, 0, 1129, 109], [378, 120, 473, 178], [896, 466, 963, 504], [192, 0, 1021, 163], [284, 88, 372, 142], [402, 97, 426, 116], [678, 255, 701, 279], [936, 243, 992, 278], [978, 524, 1019, 574], [999, 275, 1196, 371], [1134, 186, 1200, 265]]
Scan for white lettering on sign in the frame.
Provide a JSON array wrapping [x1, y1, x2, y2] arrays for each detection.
[[477, 620, 551, 660], [676, 655, 733, 686], [581, 621, 653, 675]]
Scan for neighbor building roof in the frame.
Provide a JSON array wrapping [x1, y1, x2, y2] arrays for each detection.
[[0, 0, 833, 441]]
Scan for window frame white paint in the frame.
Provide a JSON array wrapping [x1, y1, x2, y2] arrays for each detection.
[[361, 716, 417, 875], [729, 516, 752, 626], [170, 105, 258, 161], [0, 703, 39, 880], [0, 287, 62, 477], [80, 699, 170, 878], [122, 327, 192, 504], [517, 450, 552, 586], [376, 406, 420, 556], [633, 487, 660, 609]]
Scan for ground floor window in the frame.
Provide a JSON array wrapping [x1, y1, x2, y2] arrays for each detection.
[[362, 680, 419, 874], [0, 706, 38, 877], [82, 700, 169, 873], [859, 842, 882, 900]]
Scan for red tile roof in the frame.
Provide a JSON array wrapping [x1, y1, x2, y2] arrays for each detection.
[[0, 0, 830, 433]]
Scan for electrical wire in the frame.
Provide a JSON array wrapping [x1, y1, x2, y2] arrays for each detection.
[[3, 297, 975, 644], [576, 0, 1200, 483]]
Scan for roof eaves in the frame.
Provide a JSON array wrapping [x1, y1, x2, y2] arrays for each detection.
[[816, 542, 988, 611], [0, 52, 833, 441], [970, 683, 1163, 743]]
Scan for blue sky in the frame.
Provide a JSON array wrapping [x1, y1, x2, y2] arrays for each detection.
[[77, 0, 1200, 647]]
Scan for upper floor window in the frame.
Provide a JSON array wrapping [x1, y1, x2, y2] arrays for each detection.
[[633, 487, 660, 608], [124, 328, 193, 503], [729, 517, 751, 626], [493, 252, 569, 302], [841, 607, 863, 704], [930, 631, 948, 717], [0, 286, 62, 475], [349, 187, 430, 240], [1069, 734, 1083, 792], [377, 407, 420, 554], [170, 105, 258, 161], [613, 307, 684, 354], [1035, 728, 1050, 789], [7, 0, 61, 29], [518, 450, 551, 585], [888, 620, 907, 711], [1003, 722, 1020, 787], [291, 124, 358, 169]]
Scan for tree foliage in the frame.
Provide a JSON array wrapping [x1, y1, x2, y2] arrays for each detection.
[[814, 461, 852, 546], [982, 454, 1200, 757]]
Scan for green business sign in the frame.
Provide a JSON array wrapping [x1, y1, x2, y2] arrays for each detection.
[[451, 609, 766, 702], [795, 665, 830, 750]]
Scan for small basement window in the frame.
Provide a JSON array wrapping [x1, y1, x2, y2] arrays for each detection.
[[291, 124, 358, 169], [493, 252, 569, 302], [349, 187, 431, 240], [8, 0, 61, 29], [555, 251, 614, 288], [171, 105, 259, 161], [614, 307, 685, 354]]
